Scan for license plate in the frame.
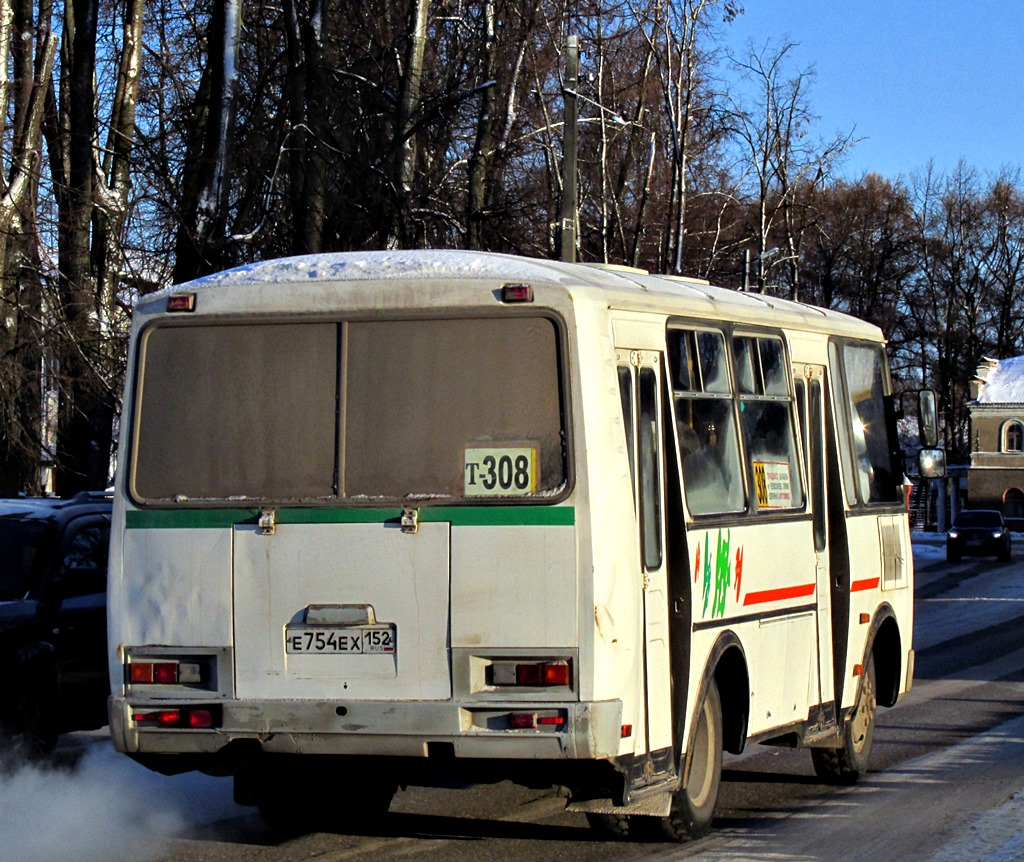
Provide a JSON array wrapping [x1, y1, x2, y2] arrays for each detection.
[[285, 625, 396, 654]]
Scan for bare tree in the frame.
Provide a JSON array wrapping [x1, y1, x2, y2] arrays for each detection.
[[33, 0, 148, 494], [466, 0, 498, 251], [635, 0, 734, 273], [801, 174, 917, 341], [172, 0, 243, 282], [284, 0, 329, 254], [0, 0, 58, 494], [980, 171, 1024, 358], [905, 161, 991, 459], [388, 0, 430, 247], [726, 39, 855, 296]]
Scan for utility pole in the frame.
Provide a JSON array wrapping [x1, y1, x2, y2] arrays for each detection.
[[560, 36, 579, 263]]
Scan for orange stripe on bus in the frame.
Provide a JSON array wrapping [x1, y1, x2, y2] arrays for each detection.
[[850, 577, 880, 592], [743, 583, 816, 605]]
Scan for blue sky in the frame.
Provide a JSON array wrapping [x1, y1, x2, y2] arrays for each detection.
[[719, 1, 1024, 181]]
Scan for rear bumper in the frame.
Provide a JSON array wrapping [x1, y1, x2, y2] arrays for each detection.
[[109, 696, 624, 762]]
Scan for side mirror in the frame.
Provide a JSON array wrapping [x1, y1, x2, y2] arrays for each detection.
[[918, 447, 946, 479], [918, 390, 939, 448]]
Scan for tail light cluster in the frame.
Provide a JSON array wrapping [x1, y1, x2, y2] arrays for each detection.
[[490, 659, 571, 688], [132, 707, 220, 729], [129, 660, 202, 685], [124, 650, 227, 731], [508, 711, 566, 729]]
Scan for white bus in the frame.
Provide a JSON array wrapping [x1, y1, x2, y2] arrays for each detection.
[[107, 250, 940, 840]]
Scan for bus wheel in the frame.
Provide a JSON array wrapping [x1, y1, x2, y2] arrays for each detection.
[[812, 653, 876, 785], [649, 678, 723, 842]]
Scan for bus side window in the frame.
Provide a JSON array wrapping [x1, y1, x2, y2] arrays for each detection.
[[618, 366, 636, 504], [810, 379, 827, 551], [638, 368, 663, 571], [734, 335, 804, 512], [668, 328, 745, 516], [795, 378, 807, 462]]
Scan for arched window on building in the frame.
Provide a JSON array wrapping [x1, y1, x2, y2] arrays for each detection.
[[1004, 488, 1024, 526], [1003, 420, 1024, 453]]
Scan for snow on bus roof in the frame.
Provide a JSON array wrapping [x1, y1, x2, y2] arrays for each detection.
[[153, 249, 875, 334], [190, 250, 587, 288]]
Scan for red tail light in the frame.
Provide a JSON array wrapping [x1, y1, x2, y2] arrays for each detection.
[[542, 661, 570, 686], [132, 707, 219, 728], [515, 660, 570, 687], [129, 660, 202, 685], [189, 709, 215, 729], [133, 709, 182, 726], [167, 293, 196, 312], [515, 664, 543, 686], [501, 283, 534, 303], [130, 662, 178, 684], [508, 711, 566, 729]]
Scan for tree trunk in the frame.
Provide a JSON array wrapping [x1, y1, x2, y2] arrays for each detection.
[[173, 0, 242, 283], [285, 0, 328, 254], [467, 1, 497, 250], [390, 0, 429, 248]]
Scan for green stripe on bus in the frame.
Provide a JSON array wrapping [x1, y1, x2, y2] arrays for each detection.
[[125, 506, 575, 529]]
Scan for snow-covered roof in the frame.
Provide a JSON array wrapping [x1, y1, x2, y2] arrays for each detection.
[[976, 355, 1024, 404], [137, 250, 879, 339], [191, 250, 589, 288]]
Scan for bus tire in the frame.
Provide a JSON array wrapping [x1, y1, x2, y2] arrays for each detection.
[[650, 678, 723, 842], [812, 652, 876, 785]]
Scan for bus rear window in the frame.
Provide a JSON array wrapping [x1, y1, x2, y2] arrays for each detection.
[[131, 317, 566, 503]]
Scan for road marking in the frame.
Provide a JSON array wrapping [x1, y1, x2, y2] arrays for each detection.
[[919, 597, 1024, 602]]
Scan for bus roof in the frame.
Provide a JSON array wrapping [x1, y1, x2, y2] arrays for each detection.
[[144, 250, 883, 340]]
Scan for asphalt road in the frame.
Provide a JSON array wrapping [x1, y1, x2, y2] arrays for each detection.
[[6, 534, 1024, 862]]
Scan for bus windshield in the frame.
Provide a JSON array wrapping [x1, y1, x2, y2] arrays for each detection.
[[131, 316, 566, 504]]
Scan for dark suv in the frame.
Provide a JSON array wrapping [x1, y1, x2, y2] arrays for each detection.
[[946, 509, 1013, 563], [0, 492, 112, 756]]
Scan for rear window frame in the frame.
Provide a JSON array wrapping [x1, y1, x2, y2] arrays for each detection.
[[125, 310, 574, 508]]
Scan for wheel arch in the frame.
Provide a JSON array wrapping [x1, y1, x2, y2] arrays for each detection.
[[690, 631, 749, 758], [866, 604, 901, 708]]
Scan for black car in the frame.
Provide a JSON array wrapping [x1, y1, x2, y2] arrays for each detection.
[[0, 492, 112, 757], [946, 509, 1013, 563]]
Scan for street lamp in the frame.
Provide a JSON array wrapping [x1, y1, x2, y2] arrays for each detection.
[[742, 246, 778, 292]]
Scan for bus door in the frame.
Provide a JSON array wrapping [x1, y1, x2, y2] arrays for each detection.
[[616, 347, 674, 768], [800, 365, 835, 727]]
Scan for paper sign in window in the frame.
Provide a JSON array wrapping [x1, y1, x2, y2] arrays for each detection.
[[754, 461, 794, 509]]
